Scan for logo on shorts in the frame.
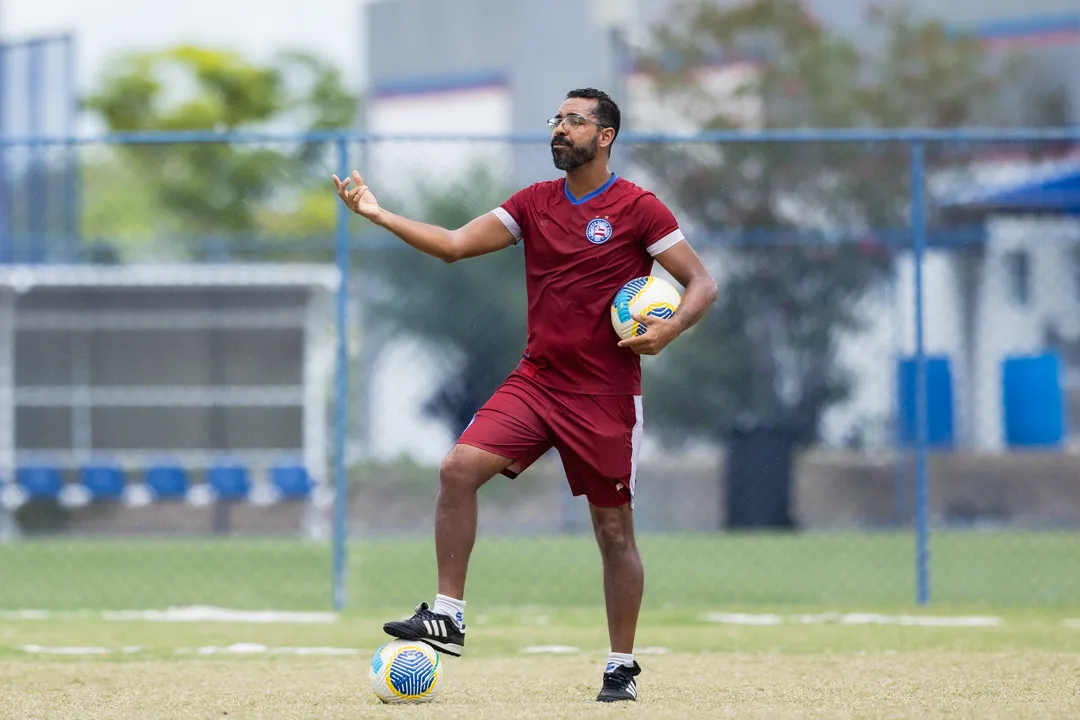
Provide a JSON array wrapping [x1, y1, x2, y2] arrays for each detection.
[[586, 218, 613, 245]]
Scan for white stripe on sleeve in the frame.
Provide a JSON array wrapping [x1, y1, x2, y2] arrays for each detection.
[[647, 228, 685, 256], [490, 207, 522, 244]]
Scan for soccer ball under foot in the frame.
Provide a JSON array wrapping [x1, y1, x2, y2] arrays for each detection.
[[369, 639, 442, 704]]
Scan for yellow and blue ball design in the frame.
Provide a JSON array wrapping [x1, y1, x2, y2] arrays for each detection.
[[611, 275, 682, 342], [369, 639, 442, 704]]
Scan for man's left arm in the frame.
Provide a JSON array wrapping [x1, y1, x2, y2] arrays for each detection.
[[658, 241, 718, 333], [618, 240, 718, 355]]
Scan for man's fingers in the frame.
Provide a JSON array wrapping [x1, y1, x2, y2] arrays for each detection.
[[334, 176, 353, 204], [346, 187, 370, 210], [352, 170, 365, 186]]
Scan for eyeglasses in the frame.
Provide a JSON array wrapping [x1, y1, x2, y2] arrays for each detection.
[[547, 113, 608, 133]]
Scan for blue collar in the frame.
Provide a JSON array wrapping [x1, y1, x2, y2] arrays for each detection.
[[564, 173, 618, 205]]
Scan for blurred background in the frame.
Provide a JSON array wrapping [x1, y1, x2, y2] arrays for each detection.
[[0, 0, 1078, 613]]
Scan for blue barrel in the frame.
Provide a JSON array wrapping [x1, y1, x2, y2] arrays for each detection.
[[896, 356, 954, 449], [80, 463, 125, 501], [1002, 353, 1065, 447], [271, 464, 313, 501], [16, 465, 63, 499], [207, 463, 251, 501]]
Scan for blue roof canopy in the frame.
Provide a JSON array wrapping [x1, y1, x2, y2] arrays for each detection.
[[940, 162, 1080, 216]]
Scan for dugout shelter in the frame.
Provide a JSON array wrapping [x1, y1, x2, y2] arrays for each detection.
[[0, 264, 339, 538]]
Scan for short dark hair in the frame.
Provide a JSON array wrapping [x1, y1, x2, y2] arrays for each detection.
[[566, 88, 621, 143]]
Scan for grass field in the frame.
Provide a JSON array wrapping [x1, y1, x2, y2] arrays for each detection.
[[1, 532, 1079, 718], [2, 531, 1080, 610]]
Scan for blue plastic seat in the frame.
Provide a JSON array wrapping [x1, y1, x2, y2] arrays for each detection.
[[270, 464, 313, 501], [16, 465, 63, 500], [207, 463, 250, 501], [81, 463, 125, 501], [144, 464, 190, 501]]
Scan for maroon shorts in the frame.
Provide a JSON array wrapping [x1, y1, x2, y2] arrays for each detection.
[[457, 372, 643, 508]]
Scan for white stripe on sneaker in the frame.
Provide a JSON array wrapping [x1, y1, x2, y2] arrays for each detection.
[[439, 620, 447, 637]]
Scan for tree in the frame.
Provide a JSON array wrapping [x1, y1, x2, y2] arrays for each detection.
[[83, 46, 358, 259], [634, 0, 1059, 445], [359, 166, 527, 436]]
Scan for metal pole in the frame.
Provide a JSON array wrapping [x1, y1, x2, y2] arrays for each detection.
[[64, 34, 79, 261], [0, 32, 9, 262], [26, 38, 43, 262], [910, 142, 930, 606], [0, 287, 18, 543], [332, 136, 351, 611]]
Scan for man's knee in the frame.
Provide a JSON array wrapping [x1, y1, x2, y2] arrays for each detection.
[[439, 444, 509, 492], [591, 505, 637, 555]]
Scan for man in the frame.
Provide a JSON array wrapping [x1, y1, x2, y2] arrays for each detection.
[[334, 88, 717, 703]]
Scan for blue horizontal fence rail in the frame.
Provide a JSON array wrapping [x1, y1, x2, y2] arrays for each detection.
[[1, 126, 1079, 610], [2, 126, 1080, 146]]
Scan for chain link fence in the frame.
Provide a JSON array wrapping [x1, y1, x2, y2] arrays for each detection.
[[0, 34, 78, 264], [0, 130, 1078, 614]]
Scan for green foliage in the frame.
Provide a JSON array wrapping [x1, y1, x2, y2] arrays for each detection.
[[82, 45, 358, 259], [360, 166, 526, 435], [636, 0, 1057, 445]]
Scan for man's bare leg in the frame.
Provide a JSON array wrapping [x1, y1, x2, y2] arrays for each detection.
[[590, 502, 644, 702], [589, 502, 644, 654], [435, 443, 513, 598], [382, 443, 512, 656]]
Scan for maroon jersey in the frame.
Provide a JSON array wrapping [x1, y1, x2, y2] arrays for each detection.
[[491, 174, 685, 396]]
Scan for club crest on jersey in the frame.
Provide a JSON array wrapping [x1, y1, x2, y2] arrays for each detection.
[[586, 218, 614, 245]]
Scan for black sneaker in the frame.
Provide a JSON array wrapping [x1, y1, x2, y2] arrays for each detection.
[[596, 660, 641, 702], [382, 602, 466, 657]]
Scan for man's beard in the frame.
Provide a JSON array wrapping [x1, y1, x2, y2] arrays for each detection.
[[551, 135, 599, 171]]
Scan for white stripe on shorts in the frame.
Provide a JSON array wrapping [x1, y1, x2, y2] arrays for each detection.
[[629, 396, 643, 510]]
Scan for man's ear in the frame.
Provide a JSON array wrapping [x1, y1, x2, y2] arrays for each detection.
[[599, 127, 616, 149]]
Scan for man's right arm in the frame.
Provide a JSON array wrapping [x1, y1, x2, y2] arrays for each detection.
[[374, 210, 516, 264], [334, 170, 517, 264]]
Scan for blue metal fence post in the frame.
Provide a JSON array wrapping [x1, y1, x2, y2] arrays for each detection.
[[64, 34, 79, 262], [0, 42, 8, 263], [910, 141, 930, 606], [26, 39, 45, 263], [332, 136, 351, 611]]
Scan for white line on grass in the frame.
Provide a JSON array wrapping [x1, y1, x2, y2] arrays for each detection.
[[1, 606, 337, 624], [1064, 619, 1080, 629], [521, 645, 581, 654], [101, 606, 338, 624], [271, 646, 361, 656], [176, 644, 360, 656], [12, 644, 358, 656], [0, 610, 94, 621], [841, 613, 1001, 627], [699, 611, 1002, 627], [17, 645, 143, 655], [698, 613, 784, 626]]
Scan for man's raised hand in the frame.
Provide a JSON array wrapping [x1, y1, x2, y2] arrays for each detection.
[[333, 170, 382, 221]]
